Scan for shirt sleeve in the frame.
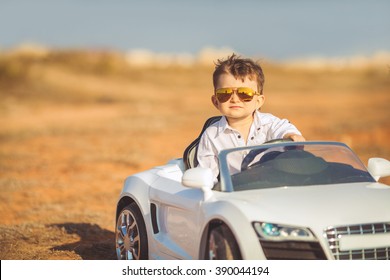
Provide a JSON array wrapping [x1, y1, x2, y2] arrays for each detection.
[[269, 116, 302, 139], [196, 131, 220, 182]]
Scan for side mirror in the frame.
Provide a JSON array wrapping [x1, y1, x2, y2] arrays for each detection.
[[182, 167, 214, 191], [368, 158, 390, 181]]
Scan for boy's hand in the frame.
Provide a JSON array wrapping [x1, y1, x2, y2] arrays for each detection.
[[284, 133, 306, 142]]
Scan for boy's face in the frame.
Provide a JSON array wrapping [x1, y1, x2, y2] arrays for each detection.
[[212, 73, 265, 121]]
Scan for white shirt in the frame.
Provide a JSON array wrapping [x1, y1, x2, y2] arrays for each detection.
[[197, 111, 302, 180]]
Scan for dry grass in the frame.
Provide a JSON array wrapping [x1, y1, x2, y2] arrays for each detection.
[[0, 49, 389, 259]]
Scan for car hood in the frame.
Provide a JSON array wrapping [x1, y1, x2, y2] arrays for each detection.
[[224, 182, 390, 230]]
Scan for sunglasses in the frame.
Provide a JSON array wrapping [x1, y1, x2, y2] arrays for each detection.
[[215, 87, 260, 103]]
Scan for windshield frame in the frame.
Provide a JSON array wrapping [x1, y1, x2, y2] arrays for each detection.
[[218, 141, 374, 192]]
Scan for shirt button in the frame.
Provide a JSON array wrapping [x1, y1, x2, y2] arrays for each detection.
[[251, 137, 254, 140], [237, 135, 241, 139]]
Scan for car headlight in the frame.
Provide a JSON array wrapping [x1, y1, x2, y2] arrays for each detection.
[[252, 222, 316, 241]]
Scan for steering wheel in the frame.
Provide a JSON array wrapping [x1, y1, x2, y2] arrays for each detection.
[[261, 138, 293, 144], [241, 138, 293, 171]]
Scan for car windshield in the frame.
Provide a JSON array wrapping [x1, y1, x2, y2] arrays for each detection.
[[219, 142, 375, 192]]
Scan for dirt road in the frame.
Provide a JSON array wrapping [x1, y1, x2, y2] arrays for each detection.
[[1, 51, 389, 259]]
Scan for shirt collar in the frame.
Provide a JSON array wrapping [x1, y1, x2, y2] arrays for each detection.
[[216, 110, 264, 136], [253, 110, 262, 129], [256, 110, 275, 125], [217, 116, 230, 135], [217, 110, 261, 135]]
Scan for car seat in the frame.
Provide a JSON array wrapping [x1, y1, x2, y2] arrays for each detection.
[[183, 116, 222, 169]]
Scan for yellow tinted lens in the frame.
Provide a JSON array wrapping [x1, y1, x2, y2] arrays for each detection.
[[215, 87, 257, 102], [237, 87, 256, 95], [216, 93, 232, 102], [237, 93, 252, 101], [237, 87, 256, 101], [215, 88, 234, 94], [215, 88, 234, 102]]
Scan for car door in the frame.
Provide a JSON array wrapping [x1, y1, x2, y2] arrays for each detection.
[[149, 176, 204, 259]]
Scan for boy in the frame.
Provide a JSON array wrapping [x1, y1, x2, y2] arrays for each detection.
[[197, 54, 305, 180]]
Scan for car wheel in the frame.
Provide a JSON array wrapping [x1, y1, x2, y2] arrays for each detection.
[[116, 203, 148, 260], [207, 224, 242, 260]]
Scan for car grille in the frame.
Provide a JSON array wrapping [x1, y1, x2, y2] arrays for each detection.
[[324, 223, 390, 260]]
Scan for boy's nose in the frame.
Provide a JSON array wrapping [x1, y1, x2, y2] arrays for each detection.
[[230, 92, 240, 102]]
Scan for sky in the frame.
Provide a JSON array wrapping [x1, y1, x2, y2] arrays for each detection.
[[1, 0, 389, 60]]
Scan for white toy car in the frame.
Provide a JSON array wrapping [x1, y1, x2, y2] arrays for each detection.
[[115, 119, 390, 260]]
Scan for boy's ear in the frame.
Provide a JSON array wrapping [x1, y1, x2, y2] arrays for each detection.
[[256, 94, 265, 110], [211, 95, 219, 109]]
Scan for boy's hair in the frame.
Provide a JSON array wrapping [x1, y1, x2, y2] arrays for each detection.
[[213, 53, 265, 94]]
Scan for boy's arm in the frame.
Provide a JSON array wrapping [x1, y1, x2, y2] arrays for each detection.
[[265, 113, 304, 142], [284, 133, 306, 142]]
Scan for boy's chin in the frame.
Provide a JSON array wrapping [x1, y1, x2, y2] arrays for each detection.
[[225, 113, 254, 121]]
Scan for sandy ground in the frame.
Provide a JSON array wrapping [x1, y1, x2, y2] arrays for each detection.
[[0, 52, 389, 259]]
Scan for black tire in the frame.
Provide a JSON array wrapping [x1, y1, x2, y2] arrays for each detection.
[[115, 203, 148, 260], [206, 223, 242, 260]]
